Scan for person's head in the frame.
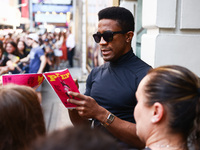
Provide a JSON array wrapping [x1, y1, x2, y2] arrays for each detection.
[[93, 6, 134, 62], [0, 84, 46, 150], [45, 45, 51, 53], [68, 27, 72, 35], [6, 41, 18, 55], [17, 40, 26, 52], [0, 43, 5, 58], [31, 126, 122, 150], [8, 33, 12, 39], [44, 38, 49, 45], [0, 40, 3, 49], [27, 33, 39, 47], [134, 65, 200, 149]]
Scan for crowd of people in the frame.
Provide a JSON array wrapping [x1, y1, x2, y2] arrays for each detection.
[[0, 28, 75, 76], [0, 29, 75, 103], [0, 6, 199, 150]]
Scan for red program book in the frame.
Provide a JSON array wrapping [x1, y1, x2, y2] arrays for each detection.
[[2, 73, 44, 89], [43, 69, 79, 108]]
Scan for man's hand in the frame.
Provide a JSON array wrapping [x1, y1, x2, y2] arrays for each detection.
[[67, 91, 107, 121], [67, 92, 144, 148]]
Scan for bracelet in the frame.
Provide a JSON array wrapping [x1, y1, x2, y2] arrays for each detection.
[[102, 111, 109, 124]]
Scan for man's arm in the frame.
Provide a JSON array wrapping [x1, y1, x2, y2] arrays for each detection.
[[0, 60, 15, 75], [20, 54, 30, 63], [6, 60, 15, 71], [37, 55, 46, 73], [68, 109, 91, 126], [67, 91, 145, 148], [105, 114, 144, 148]]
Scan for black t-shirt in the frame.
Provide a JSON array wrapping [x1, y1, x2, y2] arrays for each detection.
[[85, 49, 151, 149], [0, 55, 10, 66], [19, 51, 29, 59], [85, 49, 151, 123]]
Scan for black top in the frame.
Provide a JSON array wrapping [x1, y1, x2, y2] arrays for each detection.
[[85, 48, 151, 123], [19, 51, 29, 59], [0, 55, 10, 66]]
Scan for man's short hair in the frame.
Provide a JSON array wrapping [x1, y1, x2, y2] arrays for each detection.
[[98, 6, 135, 32]]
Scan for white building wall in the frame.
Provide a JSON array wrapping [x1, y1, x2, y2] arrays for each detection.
[[81, 0, 87, 74], [141, 0, 200, 76], [120, 1, 137, 53], [180, 0, 200, 29]]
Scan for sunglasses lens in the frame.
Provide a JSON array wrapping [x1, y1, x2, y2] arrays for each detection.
[[93, 33, 101, 43], [103, 31, 113, 42], [93, 31, 114, 43]]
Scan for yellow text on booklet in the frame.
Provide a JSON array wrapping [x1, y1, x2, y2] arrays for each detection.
[[47, 73, 70, 81]]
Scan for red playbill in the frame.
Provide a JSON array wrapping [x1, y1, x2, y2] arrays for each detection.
[[2, 69, 79, 108], [43, 69, 79, 108], [2, 73, 44, 89]]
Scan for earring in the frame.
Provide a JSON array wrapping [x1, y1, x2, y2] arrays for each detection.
[[151, 118, 156, 123]]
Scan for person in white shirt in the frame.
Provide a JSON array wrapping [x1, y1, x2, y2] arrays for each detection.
[[66, 29, 75, 68]]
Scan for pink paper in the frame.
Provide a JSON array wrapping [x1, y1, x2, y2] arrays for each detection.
[[2, 73, 44, 89]]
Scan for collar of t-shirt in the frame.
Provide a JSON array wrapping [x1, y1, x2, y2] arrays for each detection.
[[110, 48, 135, 66]]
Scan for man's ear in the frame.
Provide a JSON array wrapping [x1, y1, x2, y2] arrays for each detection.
[[151, 102, 164, 123], [126, 31, 134, 43]]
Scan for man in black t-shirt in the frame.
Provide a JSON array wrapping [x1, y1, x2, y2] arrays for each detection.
[[67, 7, 151, 149]]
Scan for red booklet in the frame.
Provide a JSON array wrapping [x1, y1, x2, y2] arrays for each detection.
[[2, 73, 44, 89], [2, 69, 79, 108], [43, 69, 79, 108]]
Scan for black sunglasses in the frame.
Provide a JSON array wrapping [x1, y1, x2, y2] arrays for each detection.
[[93, 30, 127, 43]]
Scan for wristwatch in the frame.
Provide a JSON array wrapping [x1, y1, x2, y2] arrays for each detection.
[[102, 113, 115, 127]]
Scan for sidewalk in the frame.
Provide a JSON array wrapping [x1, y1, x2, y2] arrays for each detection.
[[41, 67, 87, 133]]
